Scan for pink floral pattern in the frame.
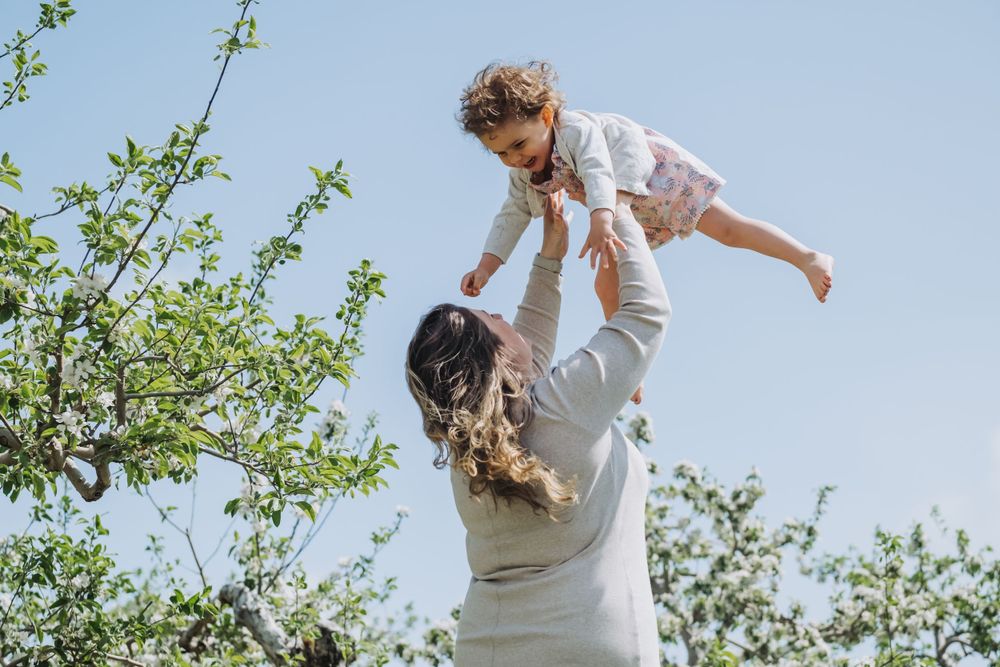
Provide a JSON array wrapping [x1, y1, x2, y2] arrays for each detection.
[[530, 128, 725, 249]]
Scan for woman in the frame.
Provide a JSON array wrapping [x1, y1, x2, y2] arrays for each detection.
[[405, 191, 670, 665]]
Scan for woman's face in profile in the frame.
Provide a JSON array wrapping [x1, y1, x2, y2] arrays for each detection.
[[470, 309, 532, 374]]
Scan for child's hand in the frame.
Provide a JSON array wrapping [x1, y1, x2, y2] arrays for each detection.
[[579, 208, 627, 270], [460, 253, 503, 297], [460, 267, 490, 297]]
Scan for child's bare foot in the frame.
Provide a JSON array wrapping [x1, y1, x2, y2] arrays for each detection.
[[630, 384, 644, 405], [802, 252, 834, 303]]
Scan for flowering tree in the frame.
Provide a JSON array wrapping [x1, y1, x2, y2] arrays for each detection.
[[0, 2, 414, 664], [625, 413, 1000, 667]]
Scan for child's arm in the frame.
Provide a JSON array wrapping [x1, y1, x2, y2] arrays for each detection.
[[461, 169, 532, 297]]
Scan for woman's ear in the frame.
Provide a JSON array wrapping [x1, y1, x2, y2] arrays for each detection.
[[541, 104, 554, 128]]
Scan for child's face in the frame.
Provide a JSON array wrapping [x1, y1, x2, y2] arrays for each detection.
[[478, 109, 554, 173]]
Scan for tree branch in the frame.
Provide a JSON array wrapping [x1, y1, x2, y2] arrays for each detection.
[[62, 455, 111, 501], [218, 583, 291, 665], [102, 0, 253, 298], [0, 425, 21, 465]]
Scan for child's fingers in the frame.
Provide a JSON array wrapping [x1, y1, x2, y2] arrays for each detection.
[[613, 237, 627, 252], [578, 239, 591, 260], [590, 245, 599, 270]]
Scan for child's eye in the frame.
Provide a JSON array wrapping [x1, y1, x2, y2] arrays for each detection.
[[514, 141, 524, 147]]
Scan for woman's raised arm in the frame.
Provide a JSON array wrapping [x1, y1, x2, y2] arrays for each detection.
[[512, 193, 571, 378], [532, 202, 671, 434]]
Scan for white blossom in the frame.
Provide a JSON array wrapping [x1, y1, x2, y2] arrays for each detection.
[[96, 391, 116, 409], [68, 572, 91, 590], [71, 273, 108, 300], [319, 399, 350, 442], [337, 556, 352, 569], [674, 459, 702, 483], [395, 505, 411, 517], [62, 349, 97, 387], [106, 325, 125, 345], [55, 409, 86, 438], [213, 382, 234, 402], [431, 616, 458, 633], [21, 333, 44, 366]]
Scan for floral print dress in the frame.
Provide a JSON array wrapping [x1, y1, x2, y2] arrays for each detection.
[[530, 128, 725, 249]]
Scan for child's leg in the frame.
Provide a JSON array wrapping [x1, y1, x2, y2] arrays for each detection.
[[595, 262, 644, 404], [697, 197, 834, 302]]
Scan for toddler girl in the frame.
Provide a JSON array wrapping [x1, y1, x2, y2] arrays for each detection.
[[459, 62, 834, 402]]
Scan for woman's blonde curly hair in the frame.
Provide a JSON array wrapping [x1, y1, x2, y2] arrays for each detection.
[[405, 304, 577, 518], [458, 61, 566, 137]]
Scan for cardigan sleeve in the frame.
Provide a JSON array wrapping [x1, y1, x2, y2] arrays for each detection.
[[559, 118, 618, 215], [512, 254, 562, 379], [597, 112, 656, 196], [529, 210, 670, 435], [482, 169, 533, 264]]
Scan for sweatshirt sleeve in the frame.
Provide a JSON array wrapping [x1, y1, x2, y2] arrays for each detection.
[[529, 211, 671, 435], [512, 254, 562, 379], [482, 169, 533, 264], [560, 119, 618, 215]]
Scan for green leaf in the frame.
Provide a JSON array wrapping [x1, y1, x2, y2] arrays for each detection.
[[1, 175, 23, 192]]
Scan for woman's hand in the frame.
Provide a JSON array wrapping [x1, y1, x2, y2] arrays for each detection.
[[540, 191, 572, 260]]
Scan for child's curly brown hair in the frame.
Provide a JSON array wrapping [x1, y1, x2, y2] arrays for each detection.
[[458, 61, 566, 137]]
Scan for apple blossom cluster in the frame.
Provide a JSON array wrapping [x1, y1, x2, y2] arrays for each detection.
[[70, 272, 108, 301]]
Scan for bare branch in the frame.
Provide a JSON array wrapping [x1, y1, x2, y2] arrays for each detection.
[[145, 489, 208, 589]]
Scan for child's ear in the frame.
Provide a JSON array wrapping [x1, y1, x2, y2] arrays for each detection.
[[541, 105, 554, 128]]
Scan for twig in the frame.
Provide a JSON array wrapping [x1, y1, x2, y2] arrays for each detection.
[[145, 489, 208, 589], [102, 0, 253, 298]]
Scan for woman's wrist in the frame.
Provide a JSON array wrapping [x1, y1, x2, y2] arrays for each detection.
[[533, 253, 562, 273]]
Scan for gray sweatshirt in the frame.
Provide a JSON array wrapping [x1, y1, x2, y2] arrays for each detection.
[[451, 211, 671, 666]]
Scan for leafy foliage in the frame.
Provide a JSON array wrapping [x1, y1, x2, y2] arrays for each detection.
[[1, 1, 75, 112]]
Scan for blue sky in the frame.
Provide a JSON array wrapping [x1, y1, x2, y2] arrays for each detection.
[[4, 0, 1000, 643]]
